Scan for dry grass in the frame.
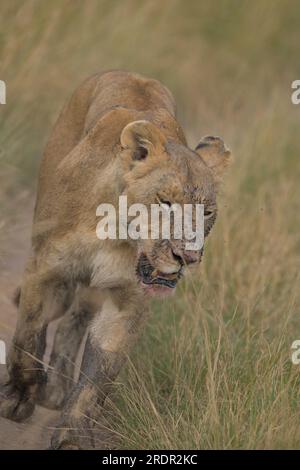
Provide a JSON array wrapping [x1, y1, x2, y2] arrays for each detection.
[[1, 0, 300, 449]]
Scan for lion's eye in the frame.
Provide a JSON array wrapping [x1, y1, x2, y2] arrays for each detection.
[[160, 199, 172, 208], [204, 208, 214, 218], [156, 196, 172, 208]]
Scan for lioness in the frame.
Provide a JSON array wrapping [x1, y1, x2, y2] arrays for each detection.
[[0, 71, 231, 449]]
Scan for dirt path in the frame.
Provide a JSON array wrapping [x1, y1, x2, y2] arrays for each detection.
[[0, 196, 59, 449]]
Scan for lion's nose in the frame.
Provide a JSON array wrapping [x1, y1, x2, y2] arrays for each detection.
[[182, 250, 199, 264]]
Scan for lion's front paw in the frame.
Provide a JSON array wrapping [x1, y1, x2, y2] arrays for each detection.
[[0, 381, 35, 422], [50, 430, 85, 450], [49, 440, 80, 450], [50, 416, 97, 450]]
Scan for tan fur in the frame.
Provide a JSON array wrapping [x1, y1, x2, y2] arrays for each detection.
[[0, 71, 231, 448]]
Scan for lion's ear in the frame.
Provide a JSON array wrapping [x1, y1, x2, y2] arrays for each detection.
[[120, 120, 166, 161], [195, 136, 232, 179]]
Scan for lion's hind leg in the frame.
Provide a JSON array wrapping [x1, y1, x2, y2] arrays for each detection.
[[39, 289, 97, 410]]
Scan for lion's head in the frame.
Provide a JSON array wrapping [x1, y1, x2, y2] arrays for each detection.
[[119, 120, 231, 296]]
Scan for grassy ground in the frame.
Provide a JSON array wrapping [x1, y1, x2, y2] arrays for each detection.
[[1, 0, 300, 449]]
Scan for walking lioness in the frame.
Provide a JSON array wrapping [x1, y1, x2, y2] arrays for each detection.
[[0, 71, 231, 448]]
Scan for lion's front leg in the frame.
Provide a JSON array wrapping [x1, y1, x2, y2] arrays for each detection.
[[50, 288, 147, 450]]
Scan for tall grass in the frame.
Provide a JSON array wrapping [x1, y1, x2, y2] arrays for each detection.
[[112, 101, 300, 449], [1, 0, 300, 449]]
